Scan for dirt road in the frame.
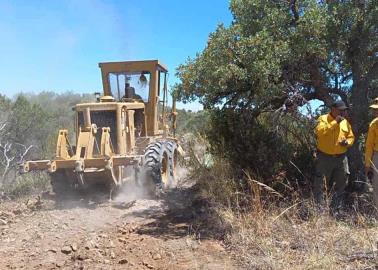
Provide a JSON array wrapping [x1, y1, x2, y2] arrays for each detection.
[[0, 185, 237, 270]]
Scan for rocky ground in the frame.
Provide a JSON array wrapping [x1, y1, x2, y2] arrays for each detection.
[[0, 185, 237, 270]]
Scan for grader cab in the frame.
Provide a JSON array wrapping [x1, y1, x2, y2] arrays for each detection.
[[22, 60, 181, 196]]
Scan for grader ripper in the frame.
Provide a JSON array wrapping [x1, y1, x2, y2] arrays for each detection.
[[22, 60, 181, 195]]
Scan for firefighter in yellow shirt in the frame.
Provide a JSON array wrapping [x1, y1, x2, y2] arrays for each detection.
[[365, 98, 378, 207], [314, 100, 355, 207]]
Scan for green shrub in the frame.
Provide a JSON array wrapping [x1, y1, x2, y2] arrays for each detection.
[[5, 172, 50, 198]]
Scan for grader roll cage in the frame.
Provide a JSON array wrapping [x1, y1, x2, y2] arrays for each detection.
[[21, 60, 182, 196]]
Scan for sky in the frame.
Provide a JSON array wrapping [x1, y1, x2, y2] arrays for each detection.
[[0, 0, 233, 111]]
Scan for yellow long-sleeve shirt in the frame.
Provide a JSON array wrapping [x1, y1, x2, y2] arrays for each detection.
[[315, 113, 355, 155], [365, 118, 378, 167]]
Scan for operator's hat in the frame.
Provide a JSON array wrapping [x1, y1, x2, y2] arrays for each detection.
[[370, 97, 378, 109], [331, 100, 348, 110]]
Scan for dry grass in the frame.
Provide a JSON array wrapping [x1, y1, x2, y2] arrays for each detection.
[[221, 204, 378, 270], [185, 136, 378, 269]]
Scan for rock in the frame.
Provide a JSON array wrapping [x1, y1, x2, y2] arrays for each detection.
[[13, 209, 22, 215], [2, 211, 15, 218], [84, 242, 91, 250], [76, 254, 88, 261], [118, 258, 128, 264], [118, 237, 127, 244], [0, 218, 7, 225], [103, 259, 110, 264], [96, 250, 104, 258], [152, 253, 162, 260], [71, 243, 78, 251], [143, 261, 155, 269], [47, 248, 57, 253], [167, 251, 175, 258], [61, 246, 72, 254], [110, 251, 116, 259], [185, 238, 192, 247], [74, 262, 84, 270], [109, 240, 115, 248], [118, 228, 128, 234]]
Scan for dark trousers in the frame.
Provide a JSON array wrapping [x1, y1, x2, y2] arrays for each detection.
[[313, 151, 349, 207]]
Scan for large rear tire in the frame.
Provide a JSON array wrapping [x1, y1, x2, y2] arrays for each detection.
[[140, 140, 177, 195], [165, 140, 178, 186]]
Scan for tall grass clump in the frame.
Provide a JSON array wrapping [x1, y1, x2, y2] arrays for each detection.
[[185, 135, 378, 269]]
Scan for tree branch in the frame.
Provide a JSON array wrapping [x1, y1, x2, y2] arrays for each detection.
[[0, 123, 6, 132], [0, 141, 33, 181], [341, 73, 353, 84], [289, 0, 300, 26]]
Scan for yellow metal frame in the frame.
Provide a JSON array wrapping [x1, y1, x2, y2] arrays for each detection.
[[21, 60, 179, 185], [56, 130, 70, 159], [99, 60, 168, 136]]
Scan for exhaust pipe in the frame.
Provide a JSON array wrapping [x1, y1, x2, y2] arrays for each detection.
[[83, 107, 91, 131]]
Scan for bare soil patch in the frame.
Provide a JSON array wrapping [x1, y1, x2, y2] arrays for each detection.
[[0, 187, 237, 269]]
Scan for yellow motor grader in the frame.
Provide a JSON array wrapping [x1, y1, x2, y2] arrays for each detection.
[[21, 60, 181, 196]]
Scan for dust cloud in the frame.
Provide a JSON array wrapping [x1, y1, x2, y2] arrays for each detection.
[[113, 165, 189, 203], [113, 167, 147, 203]]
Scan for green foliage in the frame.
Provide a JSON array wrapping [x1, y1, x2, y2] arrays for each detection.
[[174, 0, 378, 185], [7, 95, 50, 156], [176, 109, 209, 135], [175, 0, 377, 109], [24, 91, 95, 156], [5, 172, 50, 198], [206, 108, 315, 185], [0, 95, 50, 183], [0, 91, 95, 195]]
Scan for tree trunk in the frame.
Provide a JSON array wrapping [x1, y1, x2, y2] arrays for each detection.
[[347, 79, 369, 191]]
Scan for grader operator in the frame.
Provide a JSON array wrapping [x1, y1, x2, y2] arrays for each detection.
[[21, 60, 181, 196]]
